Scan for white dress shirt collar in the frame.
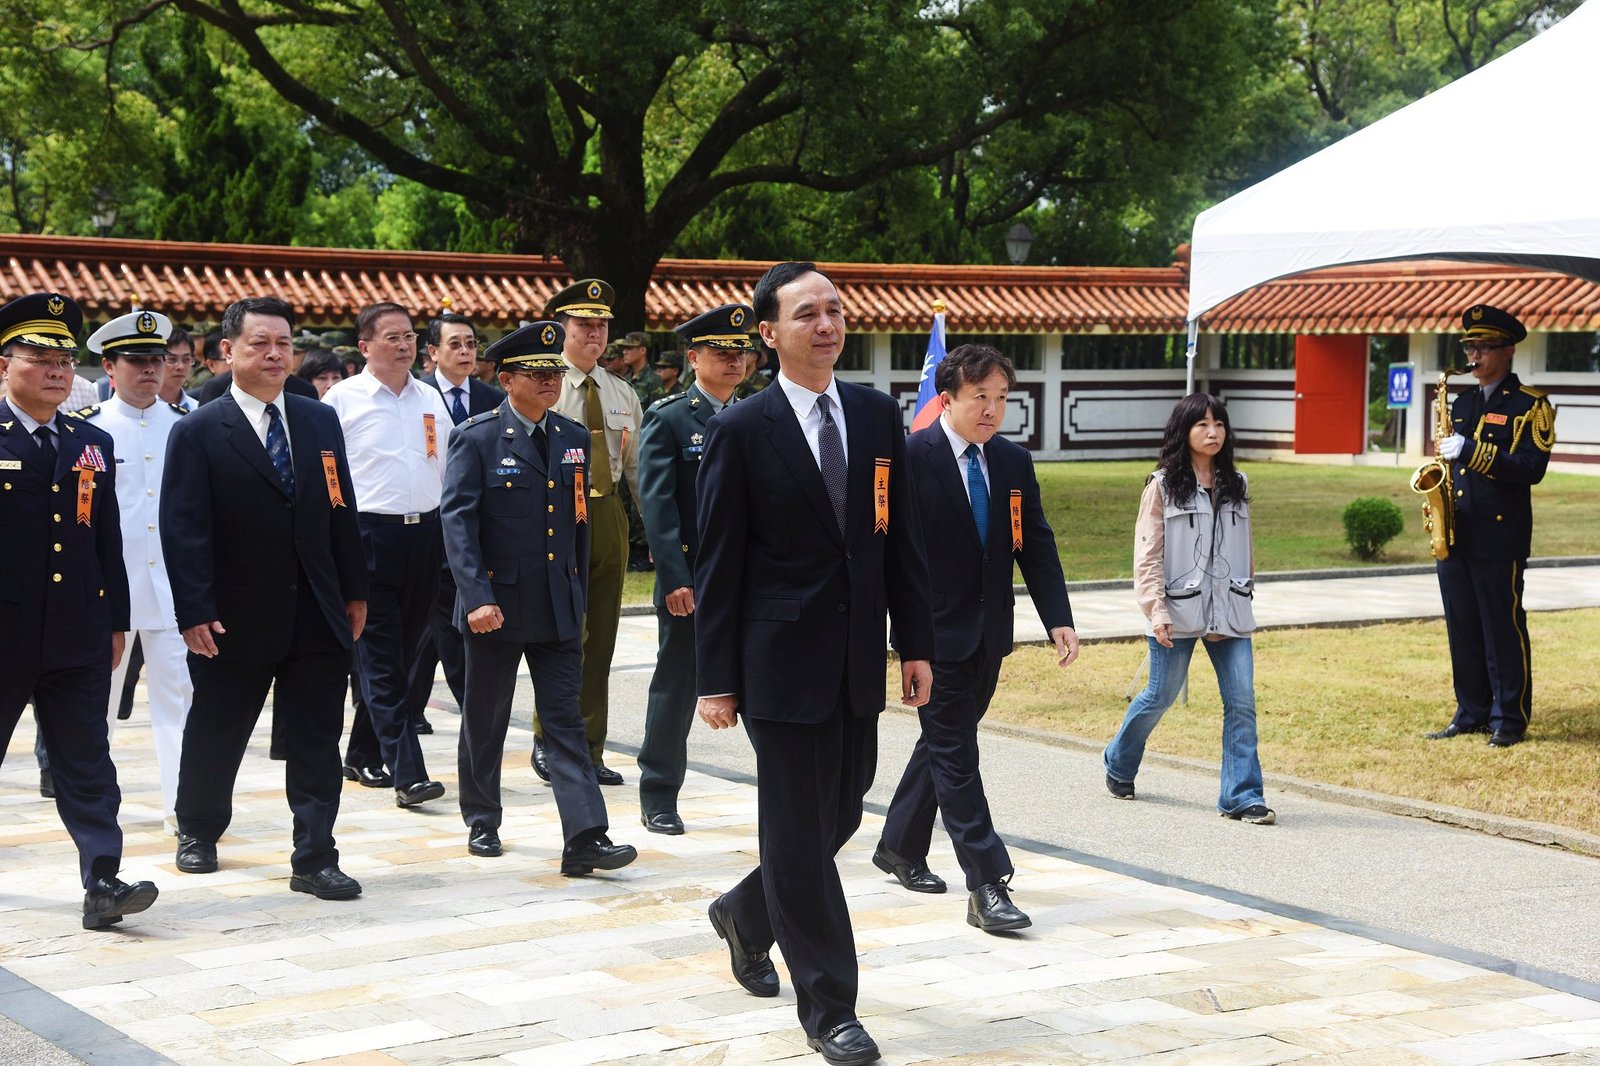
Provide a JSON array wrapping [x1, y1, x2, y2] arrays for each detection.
[[230, 383, 288, 449], [940, 412, 988, 502], [775, 370, 842, 421]]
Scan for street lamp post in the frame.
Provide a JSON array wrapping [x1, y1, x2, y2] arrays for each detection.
[[1005, 222, 1034, 265], [91, 188, 118, 237]]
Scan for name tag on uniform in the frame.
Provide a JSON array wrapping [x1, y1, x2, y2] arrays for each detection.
[[0, 460, 19, 470], [494, 467, 521, 476], [1484, 413, 1508, 425]]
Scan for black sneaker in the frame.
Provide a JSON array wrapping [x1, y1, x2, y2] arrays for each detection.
[[1222, 805, 1276, 825], [1105, 773, 1135, 800]]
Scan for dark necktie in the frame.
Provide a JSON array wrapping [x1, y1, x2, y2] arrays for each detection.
[[35, 425, 57, 473], [265, 402, 295, 495], [965, 443, 988, 547], [449, 386, 469, 425], [532, 423, 548, 458], [816, 394, 846, 535]]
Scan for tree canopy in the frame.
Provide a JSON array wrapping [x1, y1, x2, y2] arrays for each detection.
[[0, 0, 1579, 326]]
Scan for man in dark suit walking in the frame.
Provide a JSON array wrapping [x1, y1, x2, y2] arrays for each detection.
[[633, 303, 755, 836], [161, 296, 369, 900], [441, 321, 637, 875], [695, 263, 934, 1066], [875, 344, 1077, 933], [0, 291, 158, 930]]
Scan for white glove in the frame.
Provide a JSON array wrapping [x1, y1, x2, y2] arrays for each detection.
[[1438, 434, 1466, 460]]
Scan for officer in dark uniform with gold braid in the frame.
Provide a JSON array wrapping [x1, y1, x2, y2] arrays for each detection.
[[1425, 304, 1556, 748]]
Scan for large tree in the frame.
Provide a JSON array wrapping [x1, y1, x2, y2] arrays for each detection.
[[66, 0, 1279, 324]]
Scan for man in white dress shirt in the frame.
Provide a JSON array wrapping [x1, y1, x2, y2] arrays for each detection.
[[323, 302, 453, 808], [79, 310, 193, 832]]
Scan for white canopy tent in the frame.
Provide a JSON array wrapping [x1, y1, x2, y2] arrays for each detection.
[[1185, 0, 1600, 388]]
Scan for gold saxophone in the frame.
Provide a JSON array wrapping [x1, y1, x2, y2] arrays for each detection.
[[1409, 367, 1464, 560]]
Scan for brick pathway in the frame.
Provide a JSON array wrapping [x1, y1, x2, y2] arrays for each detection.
[[4, 712, 1599, 1065]]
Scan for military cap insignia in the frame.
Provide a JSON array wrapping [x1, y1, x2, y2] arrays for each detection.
[[586, 281, 602, 300], [47, 295, 65, 317], [137, 311, 157, 334], [1471, 307, 1484, 321], [730, 308, 745, 328], [541, 324, 557, 347]]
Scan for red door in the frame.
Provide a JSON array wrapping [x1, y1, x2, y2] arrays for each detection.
[[1294, 335, 1367, 454]]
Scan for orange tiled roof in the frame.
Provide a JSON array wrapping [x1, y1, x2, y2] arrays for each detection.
[[3, 234, 1598, 334]]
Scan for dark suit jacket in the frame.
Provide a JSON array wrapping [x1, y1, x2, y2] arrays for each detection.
[[160, 391, 366, 662], [425, 372, 504, 419], [694, 380, 934, 722], [1448, 372, 1554, 560], [636, 384, 719, 608], [0, 402, 130, 671], [907, 425, 1072, 662], [440, 405, 590, 644], [197, 369, 317, 406]]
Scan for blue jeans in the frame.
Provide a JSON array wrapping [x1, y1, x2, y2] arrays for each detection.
[[1103, 635, 1265, 815]]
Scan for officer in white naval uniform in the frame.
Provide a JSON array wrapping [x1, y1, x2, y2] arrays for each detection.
[[79, 310, 192, 829]]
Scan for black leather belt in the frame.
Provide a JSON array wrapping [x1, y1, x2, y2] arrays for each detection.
[[359, 508, 439, 525]]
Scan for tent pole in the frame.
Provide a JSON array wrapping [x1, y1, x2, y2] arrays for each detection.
[[1185, 318, 1198, 395]]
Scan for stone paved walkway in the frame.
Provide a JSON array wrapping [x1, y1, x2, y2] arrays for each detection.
[[5, 707, 1600, 1065]]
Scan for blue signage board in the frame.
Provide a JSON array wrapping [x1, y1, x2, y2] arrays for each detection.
[[1387, 363, 1414, 409]]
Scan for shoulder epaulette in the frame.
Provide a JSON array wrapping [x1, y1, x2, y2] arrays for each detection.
[[169, 402, 190, 416], [460, 409, 499, 429], [69, 404, 100, 419], [1519, 384, 1547, 400], [650, 392, 687, 413], [547, 408, 585, 435]]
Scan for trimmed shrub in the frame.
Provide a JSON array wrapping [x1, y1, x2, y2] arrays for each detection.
[[1342, 497, 1405, 560]]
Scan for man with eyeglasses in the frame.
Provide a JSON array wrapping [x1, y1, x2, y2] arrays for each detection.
[[324, 302, 452, 810], [1424, 304, 1557, 749], [0, 291, 159, 930], [160, 326, 199, 412]]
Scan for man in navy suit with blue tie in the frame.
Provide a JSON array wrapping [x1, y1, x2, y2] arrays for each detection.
[[875, 344, 1077, 934], [0, 291, 159, 930], [161, 296, 369, 900], [695, 262, 934, 1066]]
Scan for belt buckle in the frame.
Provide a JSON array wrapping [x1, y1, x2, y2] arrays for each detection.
[[403, 512, 421, 525]]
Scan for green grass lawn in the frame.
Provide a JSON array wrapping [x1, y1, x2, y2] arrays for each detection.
[[971, 610, 1600, 842], [622, 460, 1600, 601]]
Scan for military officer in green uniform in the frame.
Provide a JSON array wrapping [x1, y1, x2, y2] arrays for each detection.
[[535, 280, 643, 785], [1424, 304, 1556, 748], [634, 303, 754, 833], [654, 350, 687, 399]]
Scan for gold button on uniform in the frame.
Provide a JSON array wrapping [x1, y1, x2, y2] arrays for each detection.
[[547, 480, 555, 488], [53, 543, 62, 552], [52, 573, 62, 583], [547, 552, 555, 561], [3, 482, 10, 490], [53, 514, 61, 523], [505, 481, 513, 488], [547, 504, 554, 513], [547, 528, 554, 536], [51, 484, 59, 493]]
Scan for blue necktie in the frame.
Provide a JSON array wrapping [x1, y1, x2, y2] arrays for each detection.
[[965, 443, 988, 547], [449, 386, 468, 426], [816, 395, 847, 535], [265, 402, 295, 495]]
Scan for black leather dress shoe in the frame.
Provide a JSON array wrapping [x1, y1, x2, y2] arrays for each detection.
[[531, 738, 550, 782], [806, 1021, 880, 1065], [1105, 773, 1135, 800], [594, 763, 624, 786], [395, 780, 446, 808], [467, 823, 502, 857], [39, 769, 54, 799], [289, 865, 362, 900], [707, 895, 779, 997], [82, 877, 159, 930], [342, 764, 393, 788], [642, 811, 685, 835], [1425, 723, 1489, 740], [560, 834, 638, 876], [1488, 730, 1525, 748], [967, 881, 1032, 933], [175, 834, 218, 874], [871, 842, 946, 894], [412, 715, 433, 735]]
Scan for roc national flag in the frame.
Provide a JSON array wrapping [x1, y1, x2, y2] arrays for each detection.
[[909, 303, 947, 432]]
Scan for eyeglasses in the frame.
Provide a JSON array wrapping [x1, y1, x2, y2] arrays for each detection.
[[165, 354, 195, 367], [1460, 341, 1510, 355], [8, 354, 77, 372], [376, 331, 418, 346]]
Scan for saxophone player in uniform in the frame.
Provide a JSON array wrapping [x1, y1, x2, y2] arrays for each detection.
[[1424, 304, 1556, 749]]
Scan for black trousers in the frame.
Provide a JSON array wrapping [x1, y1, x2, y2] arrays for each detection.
[[881, 650, 1012, 891], [458, 635, 606, 846], [722, 702, 877, 1039], [636, 608, 696, 817], [1438, 555, 1532, 735], [349, 516, 442, 788], [403, 558, 467, 716], [2, 652, 122, 888], [176, 584, 347, 874]]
